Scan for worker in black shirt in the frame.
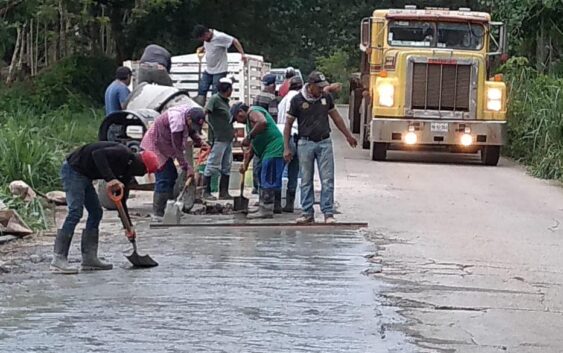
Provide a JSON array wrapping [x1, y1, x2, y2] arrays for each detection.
[[50, 142, 159, 274], [284, 71, 357, 224]]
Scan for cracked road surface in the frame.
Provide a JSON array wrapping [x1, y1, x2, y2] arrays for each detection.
[[1, 106, 563, 352]]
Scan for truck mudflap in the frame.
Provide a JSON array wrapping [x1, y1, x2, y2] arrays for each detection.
[[370, 118, 507, 146]]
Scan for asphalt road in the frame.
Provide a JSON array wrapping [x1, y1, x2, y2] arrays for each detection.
[[1, 106, 562, 352]]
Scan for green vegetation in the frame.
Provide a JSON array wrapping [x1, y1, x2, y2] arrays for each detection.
[[502, 57, 563, 181]]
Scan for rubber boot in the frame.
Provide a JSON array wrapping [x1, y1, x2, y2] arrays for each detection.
[[152, 192, 172, 219], [202, 175, 216, 201], [218, 174, 233, 200], [274, 191, 282, 214], [50, 229, 78, 274], [283, 190, 296, 213], [81, 229, 113, 271], [247, 189, 274, 219]]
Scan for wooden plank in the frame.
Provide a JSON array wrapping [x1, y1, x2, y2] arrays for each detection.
[[150, 222, 368, 229]]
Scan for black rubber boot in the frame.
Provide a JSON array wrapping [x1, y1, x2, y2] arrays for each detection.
[[247, 189, 274, 219], [81, 229, 113, 271], [283, 191, 296, 213], [50, 229, 78, 274], [274, 191, 282, 214], [152, 192, 172, 218], [218, 174, 233, 200], [203, 175, 216, 201]]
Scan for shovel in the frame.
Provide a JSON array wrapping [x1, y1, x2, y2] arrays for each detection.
[[108, 185, 158, 268], [163, 176, 194, 224], [233, 171, 249, 213]]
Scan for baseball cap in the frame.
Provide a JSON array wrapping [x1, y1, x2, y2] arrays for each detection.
[[229, 102, 248, 122], [187, 107, 206, 134], [289, 76, 304, 90], [262, 74, 276, 86], [219, 77, 233, 85], [140, 151, 159, 174], [308, 71, 329, 88], [116, 66, 132, 80]]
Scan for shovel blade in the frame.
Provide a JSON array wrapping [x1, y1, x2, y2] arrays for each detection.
[[233, 196, 249, 212], [163, 200, 181, 224], [126, 251, 158, 268]]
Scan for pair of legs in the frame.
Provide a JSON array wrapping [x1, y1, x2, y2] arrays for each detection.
[[152, 159, 178, 217], [197, 71, 228, 100], [252, 157, 261, 194], [248, 157, 284, 219], [297, 138, 335, 222], [137, 64, 173, 86], [51, 162, 112, 274], [203, 141, 233, 200], [284, 135, 300, 212]]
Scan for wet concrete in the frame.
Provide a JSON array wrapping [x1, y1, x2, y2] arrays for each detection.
[[0, 227, 415, 352]]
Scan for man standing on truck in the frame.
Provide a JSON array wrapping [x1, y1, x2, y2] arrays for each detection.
[[284, 71, 358, 224], [51, 142, 158, 274], [203, 77, 235, 201], [233, 103, 284, 219], [192, 25, 247, 102], [138, 44, 173, 86], [104, 66, 132, 115], [140, 106, 208, 219]]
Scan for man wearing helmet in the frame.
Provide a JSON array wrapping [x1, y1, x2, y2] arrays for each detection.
[[50, 142, 159, 274]]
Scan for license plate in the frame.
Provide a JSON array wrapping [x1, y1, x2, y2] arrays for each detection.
[[431, 122, 449, 133]]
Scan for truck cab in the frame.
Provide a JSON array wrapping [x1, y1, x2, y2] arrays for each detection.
[[350, 6, 508, 165]]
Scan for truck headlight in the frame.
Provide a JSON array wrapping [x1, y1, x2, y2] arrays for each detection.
[[378, 83, 394, 107], [487, 87, 503, 111]]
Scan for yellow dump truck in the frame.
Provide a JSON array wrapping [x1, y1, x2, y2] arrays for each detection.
[[349, 6, 508, 165]]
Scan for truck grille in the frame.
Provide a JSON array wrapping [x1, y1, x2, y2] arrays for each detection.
[[411, 62, 471, 112]]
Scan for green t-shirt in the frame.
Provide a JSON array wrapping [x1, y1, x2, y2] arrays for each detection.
[[206, 94, 234, 142], [246, 106, 284, 160]]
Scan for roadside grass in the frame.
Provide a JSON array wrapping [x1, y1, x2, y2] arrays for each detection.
[[502, 58, 563, 182]]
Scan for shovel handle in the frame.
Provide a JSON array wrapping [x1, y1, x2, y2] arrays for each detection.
[[239, 171, 245, 196], [106, 185, 135, 241]]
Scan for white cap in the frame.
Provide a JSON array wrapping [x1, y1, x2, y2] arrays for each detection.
[[219, 77, 233, 85]]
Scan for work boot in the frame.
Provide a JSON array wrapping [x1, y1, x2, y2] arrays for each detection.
[[274, 191, 282, 214], [202, 175, 216, 201], [247, 189, 274, 219], [152, 192, 172, 218], [81, 229, 113, 271], [296, 214, 315, 224], [50, 229, 78, 274], [283, 191, 296, 213], [218, 174, 233, 200], [194, 95, 206, 106]]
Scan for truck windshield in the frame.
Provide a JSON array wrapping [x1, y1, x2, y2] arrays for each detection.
[[388, 21, 485, 50]]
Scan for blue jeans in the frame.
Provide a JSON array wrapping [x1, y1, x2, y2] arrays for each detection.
[[204, 141, 233, 177], [286, 136, 299, 193], [198, 71, 228, 96], [155, 159, 178, 193], [260, 158, 284, 190], [297, 138, 335, 217], [60, 162, 103, 234]]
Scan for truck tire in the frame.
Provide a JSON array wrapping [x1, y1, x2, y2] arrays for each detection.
[[481, 146, 501, 166], [371, 142, 388, 161], [97, 180, 129, 211]]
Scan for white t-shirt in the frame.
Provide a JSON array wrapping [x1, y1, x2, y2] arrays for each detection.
[[204, 30, 234, 74], [277, 90, 298, 135]]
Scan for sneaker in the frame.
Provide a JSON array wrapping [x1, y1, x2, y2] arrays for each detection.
[[296, 215, 315, 224], [324, 215, 336, 224]]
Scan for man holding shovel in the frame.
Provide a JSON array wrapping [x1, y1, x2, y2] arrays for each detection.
[[232, 103, 284, 219], [140, 105, 208, 219], [51, 142, 159, 274]]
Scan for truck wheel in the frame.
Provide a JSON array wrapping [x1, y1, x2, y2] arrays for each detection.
[[97, 180, 129, 210], [481, 146, 501, 166], [371, 142, 388, 161]]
